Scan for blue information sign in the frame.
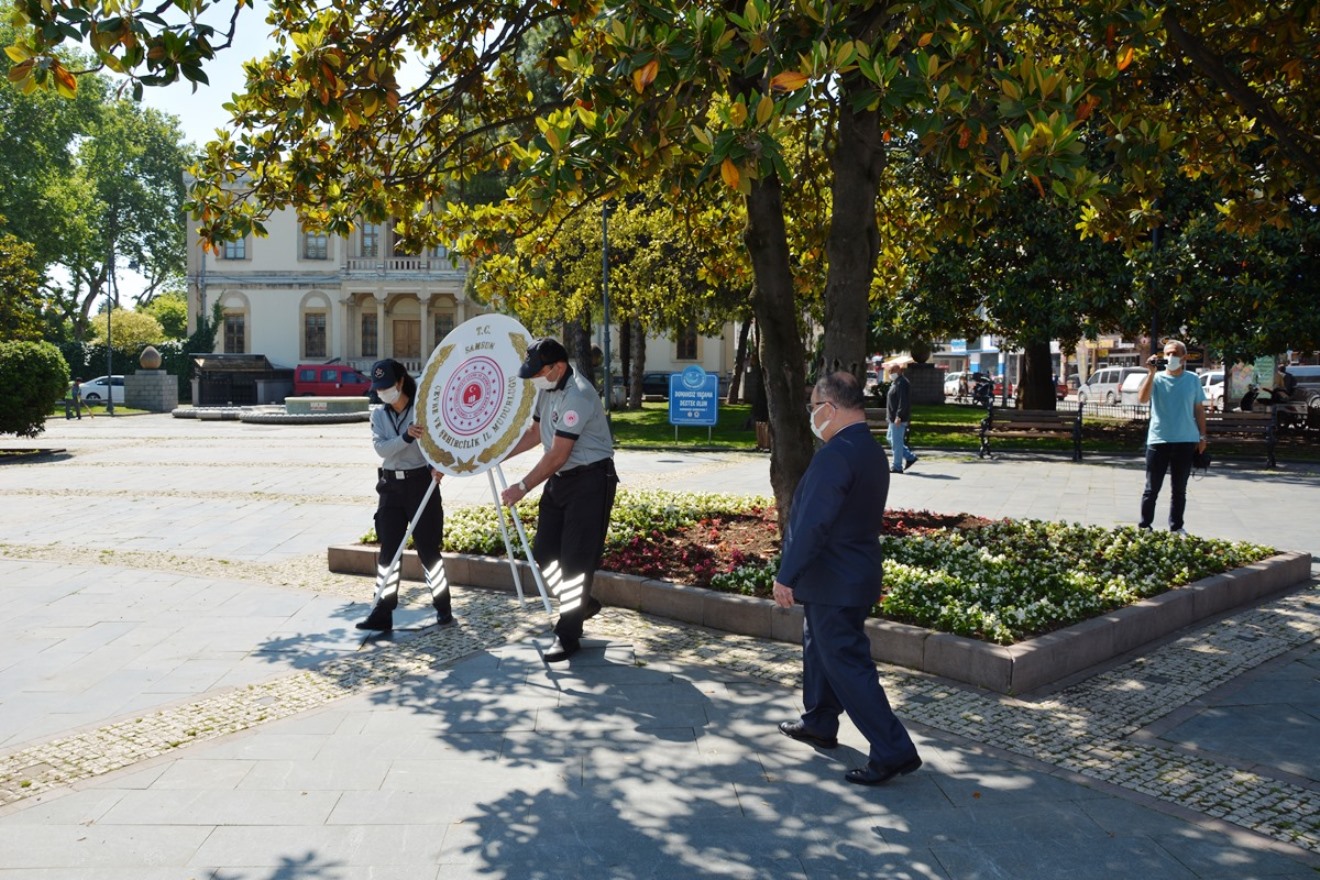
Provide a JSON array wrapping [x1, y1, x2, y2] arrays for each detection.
[[668, 366, 719, 426]]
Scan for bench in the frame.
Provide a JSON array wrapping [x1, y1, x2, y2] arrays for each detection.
[[1205, 410, 1277, 468], [978, 404, 1083, 461]]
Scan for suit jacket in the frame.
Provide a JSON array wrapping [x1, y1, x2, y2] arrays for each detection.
[[776, 422, 890, 607]]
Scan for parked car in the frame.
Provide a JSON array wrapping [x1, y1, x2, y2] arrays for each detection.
[[293, 364, 372, 396], [79, 375, 125, 404], [641, 371, 673, 398], [1118, 371, 1148, 407], [1199, 370, 1225, 411], [943, 371, 966, 397], [1078, 366, 1146, 405], [1281, 364, 1320, 427]]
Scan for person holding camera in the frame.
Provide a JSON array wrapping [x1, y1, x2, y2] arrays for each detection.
[[1136, 340, 1208, 535]]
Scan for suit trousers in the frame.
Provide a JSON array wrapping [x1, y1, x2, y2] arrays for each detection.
[[534, 460, 618, 641], [801, 601, 917, 766]]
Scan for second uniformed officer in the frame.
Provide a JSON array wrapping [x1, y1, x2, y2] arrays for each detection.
[[499, 338, 618, 662]]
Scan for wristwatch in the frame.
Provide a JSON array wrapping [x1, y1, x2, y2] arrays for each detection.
[[517, 480, 527, 492]]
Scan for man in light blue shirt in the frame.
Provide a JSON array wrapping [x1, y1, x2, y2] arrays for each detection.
[[1137, 339, 1208, 534]]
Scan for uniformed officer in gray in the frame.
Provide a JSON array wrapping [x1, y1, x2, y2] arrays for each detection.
[[499, 338, 618, 662], [357, 359, 453, 632]]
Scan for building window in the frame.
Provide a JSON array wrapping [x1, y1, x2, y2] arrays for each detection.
[[434, 313, 455, 344], [361, 224, 380, 258], [362, 313, 377, 358], [304, 312, 327, 358], [677, 322, 699, 360], [302, 228, 328, 260], [223, 312, 245, 353], [222, 239, 246, 260]]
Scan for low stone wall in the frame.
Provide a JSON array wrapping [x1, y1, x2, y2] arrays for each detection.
[[284, 397, 371, 415], [326, 544, 1312, 694]]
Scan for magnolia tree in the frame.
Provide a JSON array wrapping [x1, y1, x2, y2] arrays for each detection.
[[10, 0, 1316, 517]]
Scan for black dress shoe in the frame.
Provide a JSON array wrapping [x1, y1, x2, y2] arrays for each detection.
[[355, 603, 394, 632], [845, 754, 923, 786], [543, 636, 581, 663], [778, 720, 839, 749], [435, 612, 455, 627], [890, 467, 904, 474]]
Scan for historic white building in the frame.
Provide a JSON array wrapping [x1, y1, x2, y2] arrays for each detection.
[[184, 205, 740, 382]]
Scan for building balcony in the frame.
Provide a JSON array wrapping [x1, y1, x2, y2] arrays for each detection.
[[345, 256, 465, 275]]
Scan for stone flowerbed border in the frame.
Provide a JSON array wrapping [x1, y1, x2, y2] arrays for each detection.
[[327, 544, 1312, 694]]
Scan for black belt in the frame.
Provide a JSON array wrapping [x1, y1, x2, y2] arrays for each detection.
[[555, 458, 613, 478], [379, 466, 429, 480]]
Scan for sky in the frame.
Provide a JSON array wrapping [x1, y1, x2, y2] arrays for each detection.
[[135, 0, 277, 149]]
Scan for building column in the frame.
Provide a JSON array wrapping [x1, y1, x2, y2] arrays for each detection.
[[374, 292, 387, 359], [336, 295, 352, 361], [419, 291, 434, 361]]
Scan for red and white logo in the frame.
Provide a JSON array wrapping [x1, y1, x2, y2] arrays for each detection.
[[441, 356, 504, 436], [562, 409, 580, 429]]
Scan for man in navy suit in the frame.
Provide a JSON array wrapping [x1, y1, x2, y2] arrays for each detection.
[[773, 371, 923, 786]]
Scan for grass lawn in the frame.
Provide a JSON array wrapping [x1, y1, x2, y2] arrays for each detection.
[[608, 401, 759, 449], [606, 399, 1319, 462]]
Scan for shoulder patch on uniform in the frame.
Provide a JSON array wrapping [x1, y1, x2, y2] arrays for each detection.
[[562, 409, 580, 428]]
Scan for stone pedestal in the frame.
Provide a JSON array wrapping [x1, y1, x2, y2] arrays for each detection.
[[908, 362, 944, 404], [124, 370, 179, 412]]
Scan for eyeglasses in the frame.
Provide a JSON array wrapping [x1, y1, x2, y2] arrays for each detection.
[[806, 400, 833, 413]]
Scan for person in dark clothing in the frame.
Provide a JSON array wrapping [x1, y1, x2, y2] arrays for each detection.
[[774, 371, 922, 786], [885, 362, 918, 473]]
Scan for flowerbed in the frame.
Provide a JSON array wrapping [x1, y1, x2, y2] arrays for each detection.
[[365, 490, 1276, 646]]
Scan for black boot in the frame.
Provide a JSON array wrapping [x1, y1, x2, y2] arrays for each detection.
[[356, 599, 396, 632], [433, 597, 455, 627]]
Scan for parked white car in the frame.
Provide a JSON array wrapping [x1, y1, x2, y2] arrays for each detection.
[[78, 375, 125, 404], [1118, 371, 1148, 407], [1079, 366, 1146, 405], [1200, 370, 1225, 410], [943, 371, 966, 397]]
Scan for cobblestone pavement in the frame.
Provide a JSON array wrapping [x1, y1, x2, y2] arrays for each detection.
[[2, 415, 1318, 877]]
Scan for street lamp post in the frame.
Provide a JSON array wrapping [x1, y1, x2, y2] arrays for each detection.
[[105, 245, 116, 416], [601, 200, 614, 421]]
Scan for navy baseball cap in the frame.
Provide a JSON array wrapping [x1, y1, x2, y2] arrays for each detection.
[[369, 359, 400, 389], [518, 338, 569, 379]]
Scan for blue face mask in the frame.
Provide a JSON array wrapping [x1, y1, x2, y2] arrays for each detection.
[[1166, 355, 1182, 371]]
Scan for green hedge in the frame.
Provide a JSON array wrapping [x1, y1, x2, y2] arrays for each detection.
[[0, 340, 70, 438]]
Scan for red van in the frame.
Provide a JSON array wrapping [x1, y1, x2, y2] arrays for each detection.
[[293, 363, 372, 396]]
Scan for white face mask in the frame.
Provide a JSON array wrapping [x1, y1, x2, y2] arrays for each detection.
[[530, 370, 557, 391], [377, 386, 400, 405], [809, 403, 831, 440], [1166, 354, 1182, 371]]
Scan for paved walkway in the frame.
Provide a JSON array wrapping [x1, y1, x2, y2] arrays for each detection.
[[0, 414, 1317, 878]]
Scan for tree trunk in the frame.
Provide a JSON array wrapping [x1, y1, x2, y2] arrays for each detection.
[[567, 316, 593, 389], [628, 320, 646, 408], [619, 319, 633, 409], [745, 176, 811, 532], [1019, 339, 1057, 410], [821, 87, 885, 382], [727, 311, 753, 403]]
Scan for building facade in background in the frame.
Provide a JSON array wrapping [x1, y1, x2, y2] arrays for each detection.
[[184, 204, 739, 382]]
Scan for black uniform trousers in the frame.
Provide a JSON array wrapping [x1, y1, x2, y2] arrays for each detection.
[[374, 467, 448, 617], [801, 601, 918, 767], [533, 459, 617, 641]]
